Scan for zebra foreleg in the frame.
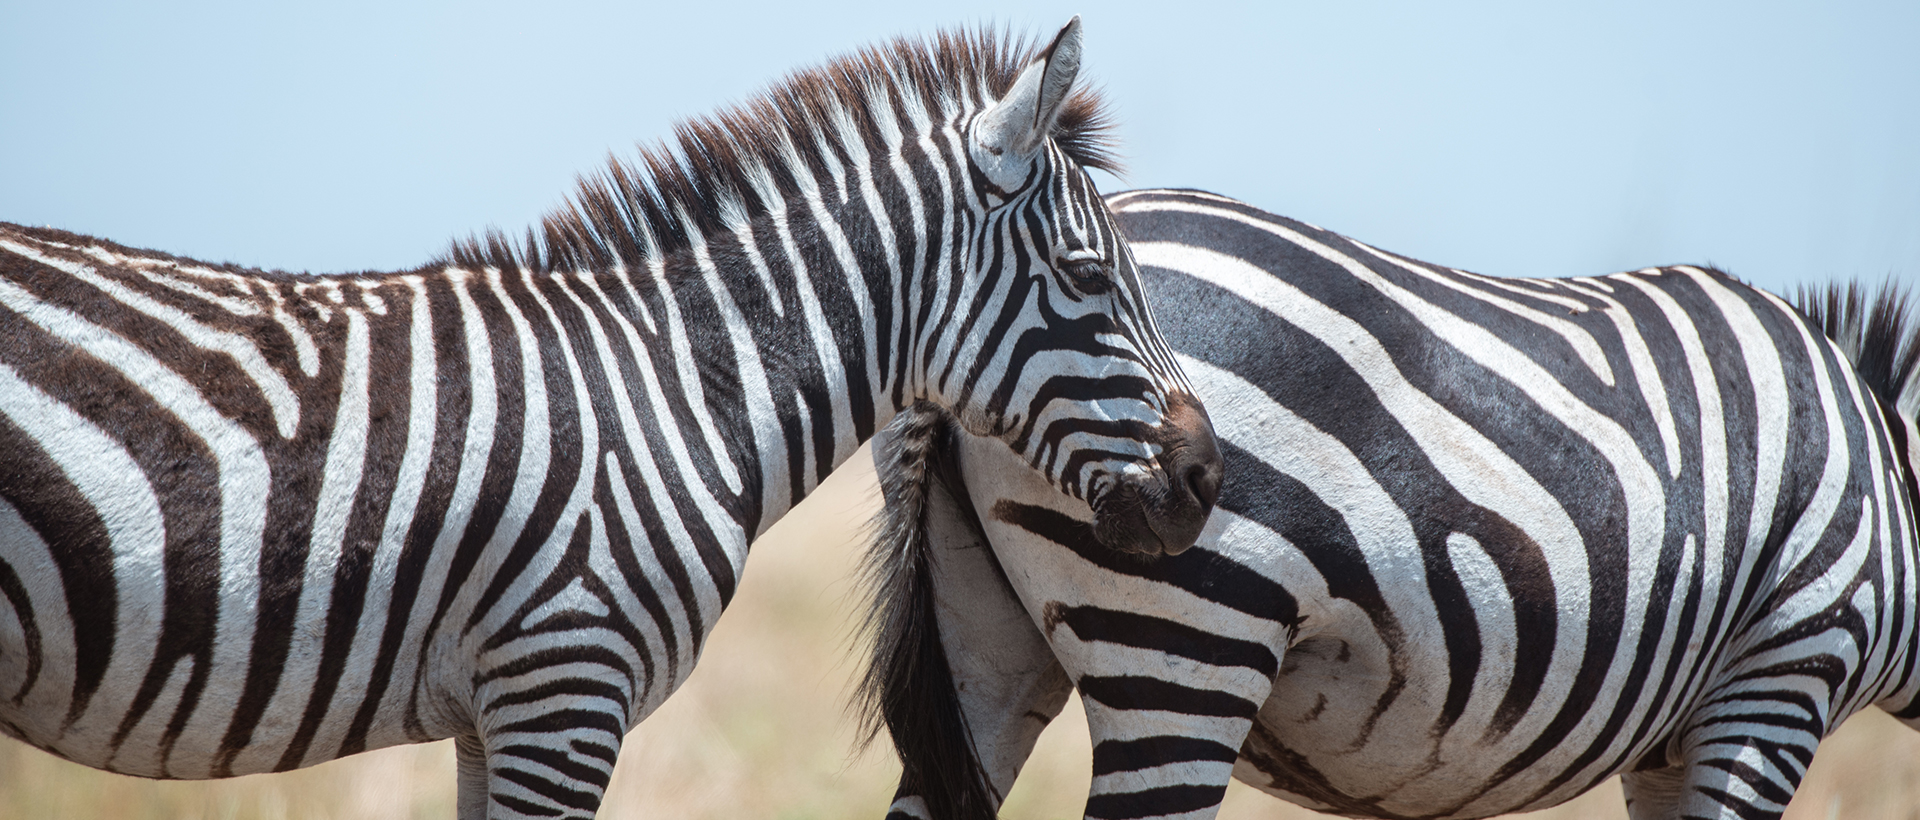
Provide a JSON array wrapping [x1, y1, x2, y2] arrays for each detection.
[[462, 701, 631, 819]]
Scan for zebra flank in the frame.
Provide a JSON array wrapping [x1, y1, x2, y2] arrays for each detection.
[[865, 189, 1920, 820], [0, 22, 1220, 820]]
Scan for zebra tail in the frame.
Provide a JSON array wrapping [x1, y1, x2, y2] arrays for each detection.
[[1795, 279, 1920, 417], [1794, 278, 1920, 505], [856, 402, 997, 820]]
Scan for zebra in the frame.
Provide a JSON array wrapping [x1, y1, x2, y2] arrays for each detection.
[[860, 188, 1920, 820], [0, 23, 1225, 819]]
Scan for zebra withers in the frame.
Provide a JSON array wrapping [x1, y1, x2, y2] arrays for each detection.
[[0, 23, 1222, 819], [863, 189, 1920, 820]]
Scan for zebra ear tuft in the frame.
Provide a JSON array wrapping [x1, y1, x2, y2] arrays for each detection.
[[971, 17, 1084, 191]]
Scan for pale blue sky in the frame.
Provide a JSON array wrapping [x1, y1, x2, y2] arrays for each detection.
[[3, 1, 1914, 298]]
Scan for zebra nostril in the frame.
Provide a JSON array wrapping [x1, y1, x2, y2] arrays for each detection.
[[1152, 391, 1222, 523], [1185, 459, 1221, 512]]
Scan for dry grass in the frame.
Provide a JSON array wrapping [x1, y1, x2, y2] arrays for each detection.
[[4, 450, 1919, 818]]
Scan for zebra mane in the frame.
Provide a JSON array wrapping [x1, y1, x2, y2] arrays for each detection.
[[444, 26, 1118, 274], [856, 402, 998, 820], [1794, 279, 1920, 419]]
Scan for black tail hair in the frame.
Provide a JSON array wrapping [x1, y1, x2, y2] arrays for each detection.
[[1794, 279, 1920, 418], [855, 403, 998, 820], [1794, 278, 1920, 513]]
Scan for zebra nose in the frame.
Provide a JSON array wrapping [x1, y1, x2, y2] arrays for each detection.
[[1144, 449, 1221, 556], [1151, 406, 1222, 556], [1088, 392, 1221, 557]]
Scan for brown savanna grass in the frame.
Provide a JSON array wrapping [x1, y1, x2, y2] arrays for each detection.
[[3, 450, 1918, 818]]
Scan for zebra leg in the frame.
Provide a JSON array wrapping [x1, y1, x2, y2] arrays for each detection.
[[1618, 767, 1686, 820], [1068, 643, 1269, 820], [1617, 703, 1824, 819], [925, 470, 1076, 804], [869, 411, 1280, 820], [884, 491, 1075, 818], [451, 647, 636, 820], [461, 716, 629, 820], [456, 734, 490, 820], [1615, 746, 1806, 820]]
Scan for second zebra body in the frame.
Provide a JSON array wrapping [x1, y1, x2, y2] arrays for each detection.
[[864, 189, 1920, 820]]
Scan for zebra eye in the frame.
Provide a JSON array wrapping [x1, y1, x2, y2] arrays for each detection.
[[1060, 257, 1113, 294]]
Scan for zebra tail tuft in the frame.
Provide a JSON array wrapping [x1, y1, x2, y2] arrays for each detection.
[[855, 402, 997, 820], [1795, 278, 1920, 420]]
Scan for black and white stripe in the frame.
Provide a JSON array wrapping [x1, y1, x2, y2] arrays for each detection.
[[0, 24, 1220, 820], [865, 189, 1920, 820]]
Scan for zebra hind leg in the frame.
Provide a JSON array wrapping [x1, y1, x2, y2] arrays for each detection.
[[1619, 767, 1685, 820], [1617, 714, 1823, 819], [456, 734, 489, 820], [1617, 751, 1805, 820]]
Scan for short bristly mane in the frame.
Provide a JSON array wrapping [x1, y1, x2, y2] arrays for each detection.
[[445, 27, 1117, 274]]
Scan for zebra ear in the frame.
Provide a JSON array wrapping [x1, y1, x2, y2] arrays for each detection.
[[971, 16, 1083, 191]]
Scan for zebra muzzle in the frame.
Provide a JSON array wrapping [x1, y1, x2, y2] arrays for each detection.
[[1089, 393, 1222, 556]]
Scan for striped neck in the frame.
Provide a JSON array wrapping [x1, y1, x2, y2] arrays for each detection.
[[435, 26, 1123, 540], [628, 183, 930, 542]]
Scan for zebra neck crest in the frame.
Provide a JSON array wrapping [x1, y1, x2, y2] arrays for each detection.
[[445, 26, 1116, 276]]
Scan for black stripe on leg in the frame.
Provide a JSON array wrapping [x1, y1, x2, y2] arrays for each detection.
[[1077, 675, 1259, 720], [1092, 735, 1238, 776], [1086, 783, 1230, 820]]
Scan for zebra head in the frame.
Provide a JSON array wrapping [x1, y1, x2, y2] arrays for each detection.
[[921, 18, 1220, 556]]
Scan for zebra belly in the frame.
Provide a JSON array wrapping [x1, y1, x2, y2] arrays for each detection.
[[1233, 561, 1706, 820], [1238, 641, 1618, 819], [0, 492, 713, 779], [0, 495, 446, 778]]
